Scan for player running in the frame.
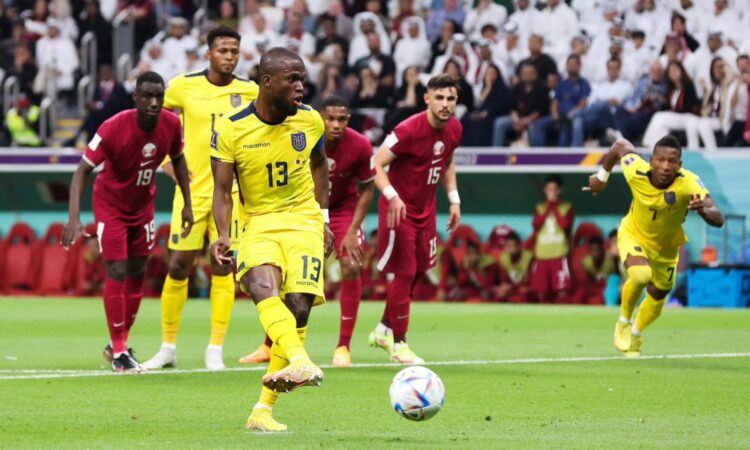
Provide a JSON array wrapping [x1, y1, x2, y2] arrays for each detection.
[[238, 96, 375, 367], [583, 136, 724, 357], [211, 47, 333, 432], [62, 71, 192, 372], [143, 26, 258, 371], [370, 74, 463, 364]]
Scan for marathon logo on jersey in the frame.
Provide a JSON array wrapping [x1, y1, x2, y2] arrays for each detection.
[[210, 131, 218, 149], [434, 141, 445, 155], [142, 143, 156, 158], [291, 132, 306, 152], [230, 94, 242, 108], [664, 191, 676, 205]]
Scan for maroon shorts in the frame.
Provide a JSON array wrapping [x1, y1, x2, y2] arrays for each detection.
[[529, 257, 572, 294], [94, 215, 155, 261], [329, 212, 363, 259], [376, 215, 437, 276]]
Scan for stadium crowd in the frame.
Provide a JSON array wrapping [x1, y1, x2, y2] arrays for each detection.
[[3, 0, 750, 148]]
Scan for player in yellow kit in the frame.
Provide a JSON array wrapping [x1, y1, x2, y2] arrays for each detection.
[[584, 135, 724, 357], [143, 26, 259, 370], [211, 48, 333, 432]]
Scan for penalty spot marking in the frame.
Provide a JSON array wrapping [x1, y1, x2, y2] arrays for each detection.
[[1, 352, 748, 381]]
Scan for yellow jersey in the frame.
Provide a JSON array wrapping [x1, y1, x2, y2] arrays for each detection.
[[619, 153, 710, 251], [210, 101, 325, 233], [165, 70, 259, 198]]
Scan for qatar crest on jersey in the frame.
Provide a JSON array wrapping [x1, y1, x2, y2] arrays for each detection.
[[664, 191, 676, 205], [434, 141, 445, 155], [291, 132, 306, 151], [142, 143, 156, 158], [230, 94, 242, 108]]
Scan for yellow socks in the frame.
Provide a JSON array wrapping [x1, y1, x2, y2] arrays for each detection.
[[257, 297, 308, 362], [257, 327, 308, 409], [634, 293, 665, 335], [620, 265, 652, 321], [161, 275, 189, 344], [209, 274, 236, 346]]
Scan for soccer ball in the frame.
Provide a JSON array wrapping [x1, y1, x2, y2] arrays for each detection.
[[389, 366, 445, 421]]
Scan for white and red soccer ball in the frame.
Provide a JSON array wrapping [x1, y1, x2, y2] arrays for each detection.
[[389, 366, 445, 421]]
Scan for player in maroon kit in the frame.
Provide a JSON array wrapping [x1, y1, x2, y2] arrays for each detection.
[[62, 71, 193, 372], [370, 75, 463, 364], [239, 96, 375, 368]]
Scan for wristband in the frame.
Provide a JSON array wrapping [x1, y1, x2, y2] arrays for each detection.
[[596, 167, 611, 183], [447, 190, 461, 204], [383, 185, 399, 201], [321, 208, 330, 223]]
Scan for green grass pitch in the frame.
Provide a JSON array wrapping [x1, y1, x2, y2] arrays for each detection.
[[1, 298, 749, 449]]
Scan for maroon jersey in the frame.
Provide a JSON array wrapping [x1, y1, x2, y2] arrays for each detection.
[[83, 109, 183, 224], [327, 127, 375, 213], [380, 111, 462, 226]]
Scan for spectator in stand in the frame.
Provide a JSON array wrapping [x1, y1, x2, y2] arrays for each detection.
[[451, 241, 497, 301], [350, 65, 392, 108], [80, 236, 105, 296], [5, 96, 42, 146], [570, 58, 631, 147], [442, 59, 474, 116], [722, 54, 750, 146], [534, 0, 579, 64], [495, 231, 532, 303], [383, 65, 425, 134], [463, 0, 507, 41], [469, 39, 496, 94], [493, 21, 526, 86], [77, 0, 113, 66], [64, 64, 131, 147], [34, 19, 79, 98], [139, 40, 180, 82], [161, 17, 197, 75], [353, 31, 396, 88], [575, 0, 619, 40], [703, 0, 744, 50], [516, 33, 558, 89], [659, 32, 689, 67], [572, 236, 616, 305], [531, 54, 591, 146], [507, 0, 537, 42], [589, 18, 628, 78], [461, 64, 509, 146], [239, 13, 278, 74], [364, 0, 389, 32], [10, 45, 38, 100], [0, 2, 12, 40], [529, 175, 574, 303], [609, 60, 667, 144], [48, 0, 79, 41], [238, 0, 283, 35], [425, 0, 464, 42], [431, 33, 478, 80], [480, 23, 498, 43], [429, 19, 460, 73], [393, 17, 430, 84], [282, 11, 316, 62], [311, 64, 353, 110], [314, 14, 349, 61], [492, 61, 549, 146], [684, 29, 738, 98], [694, 57, 734, 150], [116, 0, 158, 53], [24, 0, 50, 41], [561, 34, 597, 84], [642, 60, 701, 149], [325, 0, 353, 40], [623, 30, 656, 83], [668, 12, 699, 54], [348, 12, 391, 68], [624, 0, 667, 50], [674, 0, 706, 42], [390, 0, 416, 40]]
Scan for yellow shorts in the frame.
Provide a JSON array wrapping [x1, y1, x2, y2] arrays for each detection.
[[168, 192, 243, 251], [617, 227, 680, 291], [236, 227, 326, 306]]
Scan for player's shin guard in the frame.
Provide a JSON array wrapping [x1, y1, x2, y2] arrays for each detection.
[[338, 279, 362, 349], [103, 278, 127, 354], [123, 277, 145, 342], [257, 296, 307, 362], [634, 293, 665, 333], [209, 273, 236, 346], [160, 275, 188, 344], [387, 274, 414, 343], [620, 265, 652, 321], [257, 327, 307, 409]]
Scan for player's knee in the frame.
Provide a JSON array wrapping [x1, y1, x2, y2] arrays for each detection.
[[167, 254, 193, 279], [284, 294, 313, 327], [342, 264, 361, 280], [127, 265, 146, 280], [626, 265, 652, 287], [243, 273, 276, 302], [105, 261, 127, 281]]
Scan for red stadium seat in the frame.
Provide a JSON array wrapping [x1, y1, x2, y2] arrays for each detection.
[[1, 222, 37, 293], [444, 224, 481, 267], [34, 223, 73, 296], [572, 222, 603, 247]]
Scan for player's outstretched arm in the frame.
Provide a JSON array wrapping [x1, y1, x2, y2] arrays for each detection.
[[62, 160, 94, 249], [689, 194, 725, 228], [442, 155, 461, 234], [583, 138, 636, 195], [171, 153, 193, 238], [374, 145, 406, 228], [210, 159, 235, 265], [343, 181, 374, 265], [311, 147, 335, 258]]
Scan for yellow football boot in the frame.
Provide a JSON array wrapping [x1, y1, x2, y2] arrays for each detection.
[[332, 346, 352, 367], [262, 357, 323, 393], [246, 408, 287, 432], [624, 333, 643, 358], [614, 320, 631, 352], [239, 344, 271, 364]]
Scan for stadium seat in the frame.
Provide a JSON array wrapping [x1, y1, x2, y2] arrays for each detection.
[[1, 222, 37, 293], [34, 223, 74, 296], [572, 222, 604, 247]]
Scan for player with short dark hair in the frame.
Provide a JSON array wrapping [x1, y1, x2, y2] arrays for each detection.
[[584, 136, 724, 356], [370, 74, 463, 364], [62, 71, 192, 372], [211, 47, 333, 432], [143, 24, 259, 371]]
